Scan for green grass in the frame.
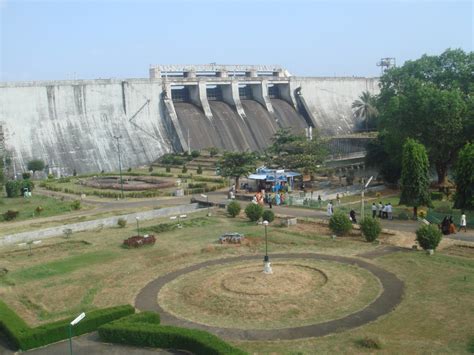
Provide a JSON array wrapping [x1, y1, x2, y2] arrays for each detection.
[[9, 250, 118, 283], [0, 195, 79, 222]]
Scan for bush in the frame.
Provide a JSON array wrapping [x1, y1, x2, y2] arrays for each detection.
[[3, 210, 19, 221], [197, 165, 203, 174], [355, 336, 382, 349], [182, 165, 188, 173], [208, 147, 219, 157], [22, 172, 31, 180], [430, 191, 443, 201], [262, 210, 275, 223], [244, 204, 264, 222], [35, 206, 43, 215], [433, 201, 453, 214], [191, 150, 200, 158], [73, 169, 77, 176], [0, 300, 134, 351], [117, 218, 127, 228], [47, 173, 54, 179], [148, 166, 153, 172], [20, 180, 34, 195], [70, 200, 81, 210], [360, 217, 382, 242], [416, 224, 442, 250], [329, 211, 352, 236], [98, 312, 247, 355], [227, 201, 241, 217], [5, 180, 21, 197], [166, 166, 171, 172], [398, 211, 410, 220]]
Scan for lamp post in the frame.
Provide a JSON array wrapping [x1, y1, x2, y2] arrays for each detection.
[[361, 176, 373, 219], [263, 220, 272, 274], [113, 135, 124, 199], [68, 312, 85, 355], [201, 194, 210, 216], [136, 216, 140, 237]]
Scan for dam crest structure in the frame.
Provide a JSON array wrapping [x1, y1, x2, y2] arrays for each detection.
[[0, 64, 379, 175]]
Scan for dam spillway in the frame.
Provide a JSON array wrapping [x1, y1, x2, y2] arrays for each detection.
[[0, 65, 379, 175]]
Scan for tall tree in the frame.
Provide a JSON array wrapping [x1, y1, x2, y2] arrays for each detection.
[[27, 159, 45, 176], [351, 91, 379, 131], [377, 48, 473, 185], [219, 151, 257, 188], [453, 142, 474, 211], [399, 138, 432, 218], [265, 129, 327, 174]]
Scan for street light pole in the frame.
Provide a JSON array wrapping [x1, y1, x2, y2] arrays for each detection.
[[136, 216, 140, 237], [201, 194, 210, 216], [263, 220, 272, 274], [361, 176, 373, 220], [68, 312, 85, 355], [113, 135, 124, 199]]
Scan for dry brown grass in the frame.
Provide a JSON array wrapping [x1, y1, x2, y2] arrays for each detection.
[[158, 259, 381, 329]]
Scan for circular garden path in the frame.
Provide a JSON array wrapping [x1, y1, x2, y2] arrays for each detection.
[[135, 253, 404, 341]]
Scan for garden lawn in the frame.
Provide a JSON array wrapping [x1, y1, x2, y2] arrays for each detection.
[[0, 195, 81, 223], [0, 211, 472, 353]]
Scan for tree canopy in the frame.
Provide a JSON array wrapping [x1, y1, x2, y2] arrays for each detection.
[[219, 151, 257, 187], [375, 48, 473, 185], [27, 159, 45, 174], [351, 91, 379, 131], [265, 129, 327, 174], [453, 142, 474, 211], [399, 138, 431, 215]]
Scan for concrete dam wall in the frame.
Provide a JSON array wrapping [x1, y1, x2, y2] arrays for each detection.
[[0, 65, 379, 175]]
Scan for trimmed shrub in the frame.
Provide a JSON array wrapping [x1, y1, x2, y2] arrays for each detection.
[[3, 210, 19, 221], [182, 165, 188, 173], [329, 211, 352, 236], [197, 165, 203, 174], [35, 206, 44, 215], [70, 200, 81, 210], [262, 210, 275, 223], [165, 166, 171, 173], [398, 211, 410, 220], [227, 201, 241, 217], [98, 312, 247, 355], [416, 224, 442, 250], [22, 172, 31, 180], [117, 218, 127, 228], [148, 166, 153, 172], [5, 180, 21, 197], [360, 217, 382, 242], [191, 150, 200, 158], [245, 204, 264, 222], [20, 180, 34, 195], [47, 173, 54, 179], [0, 300, 134, 351]]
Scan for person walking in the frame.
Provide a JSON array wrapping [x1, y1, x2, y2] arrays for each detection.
[[268, 193, 273, 209], [387, 203, 393, 220], [378, 201, 383, 218], [327, 201, 334, 216], [459, 212, 467, 232], [372, 203, 377, 218], [336, 193, 341, 205], [317, 195, 322, 207], [349, 209, 357, 224]]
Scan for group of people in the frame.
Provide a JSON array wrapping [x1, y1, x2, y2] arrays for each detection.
[[441, 213, 467, 235], [251, 190, 285, 208], [371, 202, 393, 220]]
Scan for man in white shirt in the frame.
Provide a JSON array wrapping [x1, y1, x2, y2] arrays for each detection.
[[387, 203, 393, 220]]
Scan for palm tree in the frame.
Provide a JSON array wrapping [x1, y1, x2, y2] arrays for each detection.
[[352, 91, 379, 131]]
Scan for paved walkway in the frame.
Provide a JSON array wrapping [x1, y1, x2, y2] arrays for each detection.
[[135, 253, 404, 341]]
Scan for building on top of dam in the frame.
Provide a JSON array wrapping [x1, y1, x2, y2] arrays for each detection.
[[0, 64, 379, 175]]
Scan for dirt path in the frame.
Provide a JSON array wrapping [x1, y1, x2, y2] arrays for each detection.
[[135, 253, 404, 341]]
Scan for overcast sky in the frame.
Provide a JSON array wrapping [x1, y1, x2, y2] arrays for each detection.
[[0, 0, 472, 81]]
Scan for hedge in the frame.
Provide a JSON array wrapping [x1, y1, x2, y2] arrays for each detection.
[[98, 312, 247, 355], [0, 300, 134, 350]]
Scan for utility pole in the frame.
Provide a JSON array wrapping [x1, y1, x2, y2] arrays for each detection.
[[113, 135, 124, 199]]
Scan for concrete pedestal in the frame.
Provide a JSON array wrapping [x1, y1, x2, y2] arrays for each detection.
[[263, 261, 273, 274]]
